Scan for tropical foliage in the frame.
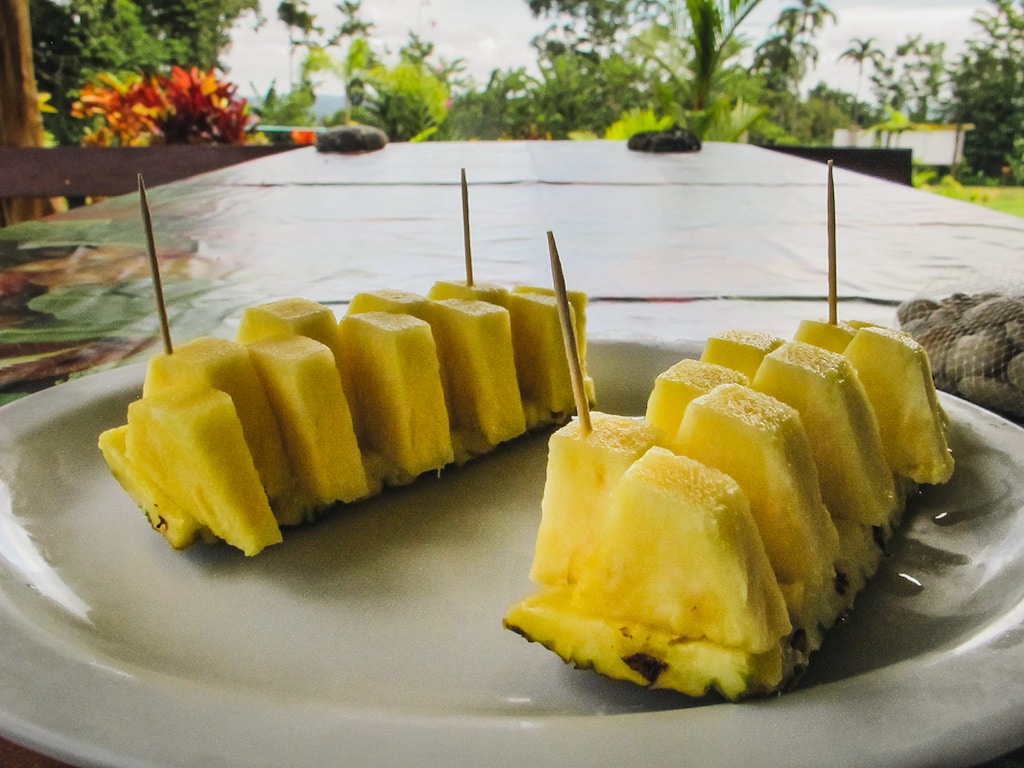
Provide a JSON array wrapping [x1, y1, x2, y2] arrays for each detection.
[[25, 0, 1024, 185], [72, 66, 257, 146]]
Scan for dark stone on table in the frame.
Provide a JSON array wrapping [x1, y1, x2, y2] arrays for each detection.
[[316, 125, 388, 153], [627, 129, 701, 153]]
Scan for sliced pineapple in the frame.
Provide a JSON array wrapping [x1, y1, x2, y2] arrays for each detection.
[[644, 359, 748, 448], [428, 279, 510, 307], [124, 382, 282, 556], [247, 335, 372, 523], [98, 425, 210, 550], [236, 297, 344, 364], [529, 413, 657, 587], [337, 311, 453, 486], [844, 326, 953, 485], [512, 284, 589, 376], [507, 447, 792, 700], [751, 340, 900, 531], [142, 336, 292, 506], [505, 291, 579, 429], [700, 329, 784, 380], [793, 318, 856, 354], [672, 383, 842, 642], [421, 298, 526, 462], [347, 288, 430, 317]]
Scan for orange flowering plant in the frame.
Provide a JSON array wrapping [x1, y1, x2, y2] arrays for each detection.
[[72, 67, 259, 146]]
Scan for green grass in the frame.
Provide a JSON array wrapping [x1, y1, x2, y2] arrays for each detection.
[[921, 180, 1024, 219], [971, 186, 1024, 218]]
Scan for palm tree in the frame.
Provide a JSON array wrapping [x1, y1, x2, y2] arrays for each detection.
[[838, 36, 883, 124]]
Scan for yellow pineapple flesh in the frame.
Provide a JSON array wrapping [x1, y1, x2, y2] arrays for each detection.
[[142, 336, 292, 505], [236, 297, 344, 364], [98, 425, 210, 550], [428, 279, 509, 307], [421, 298, 526, 462], [512, 285, 589, 374], [672, 383, 842, 642], [124, 382, 282, 556], [751, 340, 899, 531], [644, 359, 748, 448], [337, 311, 453, 486], [247, 335, 372, 523], [700, 329, 784, 380], [506, 447, 792, 700], [529, 413, 658, 587], [843, 326, 954, 486], [505, 291, 579, 429], [792, 318, 856, 354], [347, 288, 430, 318]]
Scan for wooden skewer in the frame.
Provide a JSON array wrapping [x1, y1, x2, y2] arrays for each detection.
[[827, 159, 838, 325], [461, 167, 473, 287], [138, 173, 173, 355], [547, 231, 591, 435]]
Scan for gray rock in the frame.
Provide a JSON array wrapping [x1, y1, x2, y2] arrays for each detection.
[[316, 124, 388, 153]]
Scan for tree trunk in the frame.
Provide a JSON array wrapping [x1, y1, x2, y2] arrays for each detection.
[[0, 0, 59, 226]]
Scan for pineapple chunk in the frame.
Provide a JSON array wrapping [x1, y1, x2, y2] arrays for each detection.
[[347, 288, 430, 317], [142, 337, 292, 505], [793, 318, 856, 354], [247, 336, 372, 523], [507, 447, 792, 700], [505, 291, 579, 429], [236, 297, 344, 364], [644, 359, 748, 447], [843, 326, 954, 485], [98, 425, 210, 549], [512, 284, 589, 374], [752, 341, 899, 531], [421, 298, 526, 462], [337, 311, 453, 486], [428, 280, 509, 307], [529, 413, 657, 587], [700, 329, 784, 380], [672, 383, 842, 638], [124, 382, 282, 556]]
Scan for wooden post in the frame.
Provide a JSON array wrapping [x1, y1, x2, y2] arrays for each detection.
[[0, 0, 59, 226]]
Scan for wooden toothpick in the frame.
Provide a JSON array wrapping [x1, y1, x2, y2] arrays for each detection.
[[827, 160, 838, 325], [138, 173, 173, 355], [461, 168, 473, 287], [547, 231, 591, 435]]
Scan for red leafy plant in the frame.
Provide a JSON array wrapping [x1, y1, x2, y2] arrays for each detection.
[[73, 67, 258, 146]]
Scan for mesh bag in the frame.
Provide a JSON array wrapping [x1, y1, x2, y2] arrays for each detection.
[[898, 291, 1024, 420]]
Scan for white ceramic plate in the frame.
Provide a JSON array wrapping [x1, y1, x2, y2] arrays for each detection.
[[1, 340, 1023, 768]]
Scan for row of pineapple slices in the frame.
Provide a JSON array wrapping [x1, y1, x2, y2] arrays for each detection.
[[99, 280, 593, 556], [504, 318, 955, 701]]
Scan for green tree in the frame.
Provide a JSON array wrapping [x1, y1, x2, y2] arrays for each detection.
[[30, 0, 259, 145], [837, 36, 882, 124], [870, 35, 948, 122], [946, 0, 1024, 179]]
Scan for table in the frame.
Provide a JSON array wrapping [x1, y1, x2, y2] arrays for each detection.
[[1, 140, 1023, 767]]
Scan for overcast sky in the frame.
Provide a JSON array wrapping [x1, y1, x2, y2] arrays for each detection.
[[221, 0, 990, 101]]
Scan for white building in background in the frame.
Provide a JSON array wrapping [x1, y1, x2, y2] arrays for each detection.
[[833, 124, 974, 167]]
